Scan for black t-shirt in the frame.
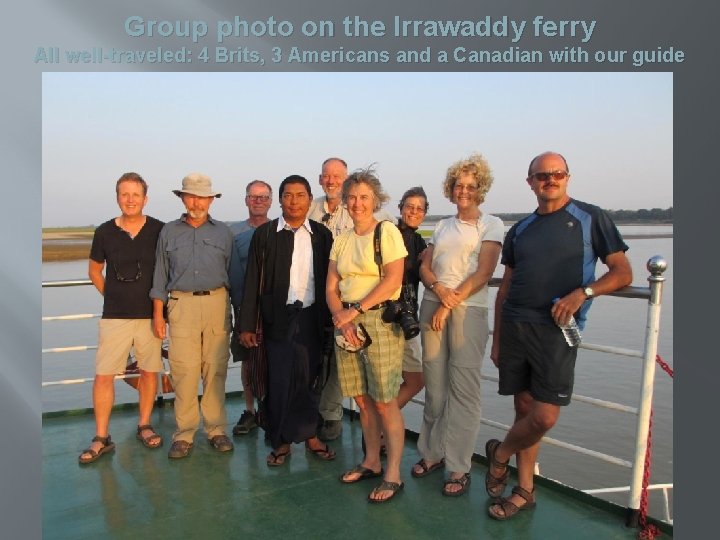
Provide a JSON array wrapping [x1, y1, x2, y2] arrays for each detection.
[[90, 216, 164, 319], [397, 220, 427, 310]]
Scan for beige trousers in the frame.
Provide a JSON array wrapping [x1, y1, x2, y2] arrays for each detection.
[[167, 288, 231, 442]]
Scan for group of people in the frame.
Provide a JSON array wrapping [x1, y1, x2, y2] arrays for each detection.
[[78, 151, 632, 518]]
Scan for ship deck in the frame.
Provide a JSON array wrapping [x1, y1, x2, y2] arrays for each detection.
[[42, 393, 672, 539]]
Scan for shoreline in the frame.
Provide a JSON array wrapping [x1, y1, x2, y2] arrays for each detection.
[[42, 232, 673, 262]]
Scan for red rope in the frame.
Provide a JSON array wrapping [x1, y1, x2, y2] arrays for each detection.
[[655, 355, 673, 378], [637, 354, 672, 539]]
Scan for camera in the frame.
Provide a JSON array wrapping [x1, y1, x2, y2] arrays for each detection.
[[382, 284, 420, 340]]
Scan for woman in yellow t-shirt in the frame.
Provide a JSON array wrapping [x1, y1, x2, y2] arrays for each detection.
[[326, 168, 408, 504]]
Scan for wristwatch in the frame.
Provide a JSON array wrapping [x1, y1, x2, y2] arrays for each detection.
[[583, 287, 595, 299], [350, 302, 364, 314]]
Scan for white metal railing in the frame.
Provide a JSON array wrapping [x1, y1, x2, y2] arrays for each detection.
[[42, 257, 671, 525], [584, 484, 673, 525]]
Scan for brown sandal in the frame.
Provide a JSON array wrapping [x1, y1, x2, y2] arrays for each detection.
[[442, 472, 471, 497], [488, 486, 536, 520], [411, 458, 445, 478], [136, 424, 163, 449], [485, 439, 510, 498], [78, 435, 115, 464]]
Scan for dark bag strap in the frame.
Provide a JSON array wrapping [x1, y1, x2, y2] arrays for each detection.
[[373, 220, 391, 278]]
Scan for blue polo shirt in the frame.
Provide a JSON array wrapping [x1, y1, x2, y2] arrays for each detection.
[[150, 214, 233, 302]]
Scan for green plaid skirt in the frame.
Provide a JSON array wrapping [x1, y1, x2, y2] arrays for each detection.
[[335, 309, 403, 402]]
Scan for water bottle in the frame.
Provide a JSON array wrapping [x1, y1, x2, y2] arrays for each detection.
[[552, 298, 582, 346]]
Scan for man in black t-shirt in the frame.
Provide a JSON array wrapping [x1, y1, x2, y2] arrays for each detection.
[[485, 152, 633, 520], [79, 173, 165, 464]]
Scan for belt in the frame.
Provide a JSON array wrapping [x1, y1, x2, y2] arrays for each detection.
[[342, 301, 388, 311], [286, 300, 315, 312], [169, 287, 226, 297]]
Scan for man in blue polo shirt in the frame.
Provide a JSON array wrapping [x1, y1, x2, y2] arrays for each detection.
[[151, 173, 234, 459], [485, 152, 632, 520]]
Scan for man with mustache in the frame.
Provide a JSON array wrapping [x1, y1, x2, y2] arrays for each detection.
[[486, 152, 632, 520]]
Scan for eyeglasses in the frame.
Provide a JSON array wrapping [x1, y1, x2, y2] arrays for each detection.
[[453, 183, 478, 192], [247, 195, 271, 202], [335, 323, 372, 353], [114, 261, 142, 282], [529, 171, 568, 182]]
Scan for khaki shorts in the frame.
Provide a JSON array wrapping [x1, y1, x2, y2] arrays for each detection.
[[335, 310, 403, 402], [402, 335, 423, 373], [95, 318, 163, 375]]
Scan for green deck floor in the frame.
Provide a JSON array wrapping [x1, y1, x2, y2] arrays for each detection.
[[43, 394, 671, 539]]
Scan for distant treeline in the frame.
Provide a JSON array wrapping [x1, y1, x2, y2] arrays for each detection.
[[424, 207, 673, 224]]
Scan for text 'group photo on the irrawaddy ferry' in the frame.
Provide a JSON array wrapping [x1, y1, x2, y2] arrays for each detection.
[[42, 72, 673, 539]]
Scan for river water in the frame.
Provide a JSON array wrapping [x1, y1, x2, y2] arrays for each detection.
[[41, 225, 673, 510]]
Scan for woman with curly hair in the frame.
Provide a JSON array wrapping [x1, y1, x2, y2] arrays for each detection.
[[411, 154, 504, 497]]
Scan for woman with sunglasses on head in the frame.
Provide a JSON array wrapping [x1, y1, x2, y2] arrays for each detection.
[[394, 187, 430, 407], [326, 167, 408, 503], [412, 154, 503, 497]]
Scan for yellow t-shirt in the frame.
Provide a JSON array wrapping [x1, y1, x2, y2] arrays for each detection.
[[330, 221, 408, 302]]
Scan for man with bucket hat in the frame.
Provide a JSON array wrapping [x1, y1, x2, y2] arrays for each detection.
[[150, 172, 235, 459]]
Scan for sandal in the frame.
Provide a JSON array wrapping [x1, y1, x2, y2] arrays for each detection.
[[340, 464, 384, 484], [78, 435, 115, 464], [442, 472, 471, 497], [485, 439, 510, 498], [367, 480, 404, 503], [305, 441, 336, 461], [411, 458, 445, 478], [267, 447, 291, 467], [136, 424, 163, 449], [488, 486, 536, 520]]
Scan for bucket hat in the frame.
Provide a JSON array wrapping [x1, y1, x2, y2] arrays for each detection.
[[172, 173, 222, 198]]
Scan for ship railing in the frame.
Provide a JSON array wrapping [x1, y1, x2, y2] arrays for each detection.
[[42, 256, 670, 526], [583, 484, 673, 525]]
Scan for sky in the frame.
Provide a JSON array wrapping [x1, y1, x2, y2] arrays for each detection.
[[42, 72, 672, 227]]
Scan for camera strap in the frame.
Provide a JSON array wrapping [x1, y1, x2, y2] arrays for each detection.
[[373, 220, 391, 277]]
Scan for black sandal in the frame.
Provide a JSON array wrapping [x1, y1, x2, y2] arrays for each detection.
[[305, 441, 336, 461], [267, 447, 291, 467], [78, 435, 115, 464], [485, 439, 510, 498], [340, 464, 384, 484]]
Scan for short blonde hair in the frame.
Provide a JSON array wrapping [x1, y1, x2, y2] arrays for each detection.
[[442, 153, 494, 204], [341, 167, 390, 212]]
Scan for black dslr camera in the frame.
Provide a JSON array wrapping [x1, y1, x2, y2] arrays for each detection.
[[382, 284, 420, 340]]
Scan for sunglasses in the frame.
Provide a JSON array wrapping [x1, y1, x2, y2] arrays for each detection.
[[114, 261, 142, 282], [530, 171, 569, 182], [335, 323, 372, 353], [321, 212, 332, 223]]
